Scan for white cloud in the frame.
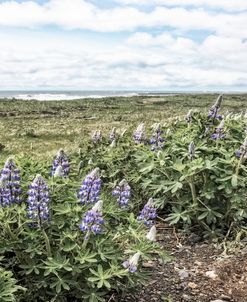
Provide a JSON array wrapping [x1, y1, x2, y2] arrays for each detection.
[[0, 0, 246, 90], [0, 0, 246, 39], [115, 0, 247, 12], [0, 29, 246, 90]]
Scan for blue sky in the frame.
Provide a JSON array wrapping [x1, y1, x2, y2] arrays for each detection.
[[0, 0, 246, 91]]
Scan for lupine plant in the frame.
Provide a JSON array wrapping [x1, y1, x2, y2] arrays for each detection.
[[211, 119, 225, 140], [78, 168, 102, 204], [26, 174, 50, 225], [137, 198, 157, 227], [109, 127, 117, 143], [133, 123, 146, 144], [51, 149, 70, 177], [112, 179, 131, 208], [0, 159, 165, 302], [149, 123, 165, 151], [0, 158, 22, 207], [208, 94, 223, 120], [91, 130, 102, 144]]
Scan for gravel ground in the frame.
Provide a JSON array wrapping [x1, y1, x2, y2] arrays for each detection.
[[111, 224, 247, 302]]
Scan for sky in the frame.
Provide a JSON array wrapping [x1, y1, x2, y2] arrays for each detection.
[[0, 0, 246, 91]]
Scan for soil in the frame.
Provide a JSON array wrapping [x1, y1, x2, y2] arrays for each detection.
[[111, 224, 247, 302]]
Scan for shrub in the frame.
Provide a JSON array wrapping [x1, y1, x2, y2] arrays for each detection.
[[0, 164, 166, 301]]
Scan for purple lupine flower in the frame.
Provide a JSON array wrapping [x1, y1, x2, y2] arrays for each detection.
[[137, 198, 157, 227], [208, 95, 223, 120], [109, 127, 117, 143], [185, 109, 193, 123], [149, 123, 165, 151], [236, 135, 247, 159], [79, 200, 104, 237], [133, 123, 146, 144], [78, 168, 101, 205], [211, 120, 225, 140], [91, 130, 102, 144], [51, 149, 70, 177], [26, 174, 50, 224], [123, 252, 141, 273], [0, 158, 22, 207], [188, 141, 195, 160], [112, 179, 131, 208]]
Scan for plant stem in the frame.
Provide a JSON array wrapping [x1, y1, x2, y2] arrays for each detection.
[[41, 229, 52, 257], [189, 177, 197, 205], [82, 231, 90, 248], [236, 153, 244, 176]]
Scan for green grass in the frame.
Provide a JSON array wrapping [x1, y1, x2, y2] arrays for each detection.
[[0, 94, 246, 159]]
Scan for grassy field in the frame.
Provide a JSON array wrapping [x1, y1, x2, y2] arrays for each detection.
[[0, 94, 246, 159]]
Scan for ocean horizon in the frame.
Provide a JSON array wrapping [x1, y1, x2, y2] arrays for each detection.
[[0, 90, 246, 101]]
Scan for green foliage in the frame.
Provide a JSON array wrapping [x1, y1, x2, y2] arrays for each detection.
[[75, 110, 247, 237], [0, 164, 166, 301], [0, 261, 25, 302]]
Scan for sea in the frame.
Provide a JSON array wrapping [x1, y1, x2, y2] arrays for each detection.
[[0, 90, 242, 101], [0, 90, 183, 101]]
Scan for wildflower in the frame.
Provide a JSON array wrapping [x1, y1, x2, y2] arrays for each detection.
[[211, 120, 225, 140], [133, 123, 146, 144], [78, 168, 101, 204], [123, 252, 141, 273], [109, 127, 117, 143], [208, 94, 223, 120], [146, 225, 157, 242], [236, 136, 247, 159], [91, 130, 102, 144], [149, 123, 165, 151], [185, 109, 193, 123], [109, 140, 116, 148], [188, 141, 195, 160], [26, 175, 50, 224], [112, 179, 131, 208], [51, 149, 70, 177], [137, 198, 157, 227], [0, 158, 22, 207], [79, 200, 104, 236]]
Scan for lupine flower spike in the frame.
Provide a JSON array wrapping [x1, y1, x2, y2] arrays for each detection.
[[51, 149, 70, 177], [91, 130, 102, 144], [133, 123, 146, 144], [78, 168, 102, 204], [211, 119, 225, 140], [185, 109, 193, 123], [112, 179, 131, 208], [26, 174, 50, 225], [208, 94, 223, 120], [123, 252, 141, 273], [236, 136, 247, 159], [0, 157, 22, 207], [146, 225, 157, 242], [79, 200, 104, 237], [109, 127, 117, 143], [150, 123, 165, 151], [137, 198, 157, 227], [188, 141, 195, 160]]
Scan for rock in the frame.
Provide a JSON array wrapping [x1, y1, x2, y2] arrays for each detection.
[[210, 300, 225, 302], [188, 282, 198, 289], [178, 269, 190, 279], [205, 270, 218, 280], [182, 294, 193, 301]]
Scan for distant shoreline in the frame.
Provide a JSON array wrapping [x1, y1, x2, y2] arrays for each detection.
[[0, 91, 246, 101]]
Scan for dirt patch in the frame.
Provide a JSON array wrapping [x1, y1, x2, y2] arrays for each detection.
[[112, 225, 247, 302]]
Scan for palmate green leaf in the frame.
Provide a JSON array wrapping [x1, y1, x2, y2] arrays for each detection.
[[231, 174, 238, 188], [75, 250, 98, 265], [139, 162, 155, 174], [172, 159, 186, 172]]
